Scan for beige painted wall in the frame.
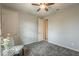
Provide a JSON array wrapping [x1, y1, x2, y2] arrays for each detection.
[[1, 7, 21, 45], [19, 12, 38, 45], [45, 4, 79, 52], [1, 6, 38, 45], [2, 7, 18, 36]]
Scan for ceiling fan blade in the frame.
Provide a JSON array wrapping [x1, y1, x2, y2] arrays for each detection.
[[32, 3, 40, 6], [47, 3, 55, 6], [45, 8, 48, 11], [37, 8, 40, 12]]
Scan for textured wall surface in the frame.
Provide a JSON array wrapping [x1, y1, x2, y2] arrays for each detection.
[[1, 7, 21, 45], [19, 12, 38, 45], [45, 4, 79, 52], [1, 6, 38, 45]]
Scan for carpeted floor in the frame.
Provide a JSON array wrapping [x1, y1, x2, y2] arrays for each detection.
[[21, 41, 79, 56]]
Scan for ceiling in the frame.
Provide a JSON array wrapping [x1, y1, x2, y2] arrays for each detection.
[[1, 3, 76, 18]]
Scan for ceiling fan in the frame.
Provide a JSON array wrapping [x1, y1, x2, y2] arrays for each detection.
[[32, 3, 55, 12]]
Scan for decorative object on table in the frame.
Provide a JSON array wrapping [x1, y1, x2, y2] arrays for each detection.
[[1, 33, 12, 49], [1, 33, 15, 56]]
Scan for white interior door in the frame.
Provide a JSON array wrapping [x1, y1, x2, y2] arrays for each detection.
[[38, 18, 44, 41]]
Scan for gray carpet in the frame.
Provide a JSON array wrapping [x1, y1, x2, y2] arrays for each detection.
[[23, 41, 79, 56]]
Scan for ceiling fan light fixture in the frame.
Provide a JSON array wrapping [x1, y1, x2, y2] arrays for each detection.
[[40, 4, 46, 9], [32, 3, 55, 12]]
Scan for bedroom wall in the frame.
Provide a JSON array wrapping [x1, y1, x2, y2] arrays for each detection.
[[1, 6, 38, 45], [1, 6, 21, 45], [45, 4, 79, 51], [19, 12, 38, 45]]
